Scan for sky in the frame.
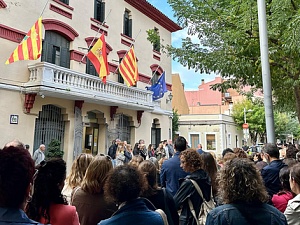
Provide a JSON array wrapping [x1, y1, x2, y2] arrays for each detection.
[[147, 0, 216, 90]]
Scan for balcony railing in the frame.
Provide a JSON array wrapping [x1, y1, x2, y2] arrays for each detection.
[[25, 62, 154, 110]]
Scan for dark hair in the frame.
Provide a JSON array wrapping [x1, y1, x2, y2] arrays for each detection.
[[283, 158, 297, 167], [104, 165, 146, 204], [201, 152, 218, 196], [218, 158, 269, 204], [0, 146, 35, 208], [279, 167, 291, 192], [180, 149, 203, 171], [290, 163, 300, 186], [138, 160, 158, 197], [222, 148, 234, 158], [286, 145, 298, 159], [26, 158, 67, 223], [174, 136, 187, 152], [263, 143, 279, 159], [25, 144, 30, 150]]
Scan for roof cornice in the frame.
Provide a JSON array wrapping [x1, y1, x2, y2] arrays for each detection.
[[124, 0, 181, 32]]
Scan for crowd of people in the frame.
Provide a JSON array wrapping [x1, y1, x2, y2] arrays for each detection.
[[1, 138, 300, 225]]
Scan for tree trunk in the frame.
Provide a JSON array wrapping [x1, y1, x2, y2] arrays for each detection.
[[293, 85, 300, 123]]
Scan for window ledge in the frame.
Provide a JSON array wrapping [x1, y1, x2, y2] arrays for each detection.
[[90, 18, 109, 28], [52, 0, 74, 10]]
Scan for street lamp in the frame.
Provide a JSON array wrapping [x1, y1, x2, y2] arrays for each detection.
[[243, 108, 253, 124]]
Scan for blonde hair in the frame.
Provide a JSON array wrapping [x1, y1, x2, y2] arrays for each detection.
[[67, 153, 94, 189], [81, 155, 113, 194]]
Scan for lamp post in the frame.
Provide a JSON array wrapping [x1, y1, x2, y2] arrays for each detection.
[[243, 108, 253, 124]]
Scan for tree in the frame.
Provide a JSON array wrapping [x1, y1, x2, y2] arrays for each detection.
[[274, 112, 300, 142], [46, 139, 64, 159], [231, 99, 266, 143], [165, 0, 300, 121], [172, 108, 179, 140]]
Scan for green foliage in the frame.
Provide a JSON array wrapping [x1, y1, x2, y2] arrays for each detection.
[[46, 139, 64, 159], [232, 99, 300, 142], [166, 0, 300, 120], [146, 29, 161, 52], [172, 108, 180, 139], [232, 99, 266, 143]]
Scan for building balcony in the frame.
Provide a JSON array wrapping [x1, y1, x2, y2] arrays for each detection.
[[25, 62, 154, 111]]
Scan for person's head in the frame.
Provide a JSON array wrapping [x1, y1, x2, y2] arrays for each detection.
[[263, 143, 280, 162], [289, 164, 300, 195], [0, 145, 35, 209], [233, 148, 248, 158], [222, 148, 234, 158], [139, 139, 145, 145], [283, 158, 297, 167], [127, 144, 132, 152], [148, 157, 159, 172], [67, 153, 94, 189], [104, 165, 146, 204], [4, 139, 25, 148], [26, 158, 67, 222], [218, 158, 269, 204], [128, 155, 144, 167], [148, 144, 153, 151], [158, 142, 163, 148], [168, 139, 173, 145], [223, 152, 236, 163], [201, 152, 218, 195], [255, 161, 268, 171], [138, 160, 158, 197], [81, 155, 113, 194], [197, 144, 202, 149], [115, 139, 121, 145], [174, 136, 187, 152], [180, 149, 203, 173], [286, 145, 298, 159], [116, 143, 125, 154], [279, 167, 291, 192], [39, 144, 45, 152]]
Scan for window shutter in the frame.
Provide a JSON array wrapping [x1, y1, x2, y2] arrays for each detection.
[[128, 19, 132, 37], [60, 47, 70, 68], [123, 13, 126, 34], [100, 2, 105, 22]]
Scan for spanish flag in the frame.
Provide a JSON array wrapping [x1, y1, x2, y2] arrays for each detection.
[[5, 17, 43, 64], [119, 46, 138, 87], [87, 33, 109, 83]]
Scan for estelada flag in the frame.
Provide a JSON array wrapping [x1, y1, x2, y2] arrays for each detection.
[[87, 33, 109, 83], [5, 17, 43, 64], [119, 46, 138, 87]]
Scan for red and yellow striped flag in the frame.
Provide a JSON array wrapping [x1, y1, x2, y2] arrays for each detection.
[[5, 17, 43, 64], [119, 46, 138, 87], [87, 33, 109, 83]]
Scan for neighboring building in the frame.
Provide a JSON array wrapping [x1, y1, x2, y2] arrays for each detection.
[[178, 114, 243, 154], [171, 76, 245, 154], [0, 0, 180, 168], [171, 73, 189, 115]]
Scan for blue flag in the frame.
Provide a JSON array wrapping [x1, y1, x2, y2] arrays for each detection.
[[147, 71, 168, 101]]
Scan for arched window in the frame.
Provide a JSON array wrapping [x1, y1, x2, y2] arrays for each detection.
[[41, 31, 70, 68]]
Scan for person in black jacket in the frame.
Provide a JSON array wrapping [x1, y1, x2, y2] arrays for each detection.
[[108, 139, 120, 159], [174, 149, 212, 225]]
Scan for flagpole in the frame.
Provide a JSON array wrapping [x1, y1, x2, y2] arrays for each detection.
[[40, 0, 50, 17], [79, 9, 112, 63], [112, 29, 142, 75]]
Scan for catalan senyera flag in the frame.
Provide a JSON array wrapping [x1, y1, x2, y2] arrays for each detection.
[[5, 17, 43, 64], [87, 33, 109, 83], [119, 46, 138, 87]]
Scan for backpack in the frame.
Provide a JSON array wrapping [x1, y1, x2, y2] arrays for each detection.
[[187, 179, 216, 225]]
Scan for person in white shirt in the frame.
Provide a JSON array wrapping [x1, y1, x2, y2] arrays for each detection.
[[32, 144, 45, 166]]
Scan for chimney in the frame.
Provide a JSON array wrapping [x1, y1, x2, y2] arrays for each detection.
[[201, 79, 205, 85]]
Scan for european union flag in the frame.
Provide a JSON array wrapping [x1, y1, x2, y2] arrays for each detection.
[[146, 71, 168, 101]]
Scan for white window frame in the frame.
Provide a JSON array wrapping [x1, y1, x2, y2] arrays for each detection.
[[204, 132, 217, 151]]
